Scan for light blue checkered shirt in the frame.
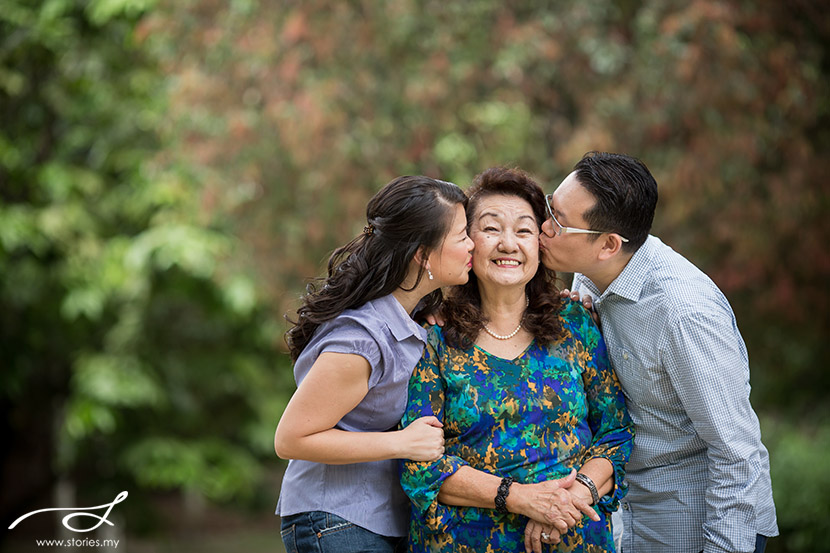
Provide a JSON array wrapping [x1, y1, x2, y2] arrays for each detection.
[[573, 236, 778, 553]]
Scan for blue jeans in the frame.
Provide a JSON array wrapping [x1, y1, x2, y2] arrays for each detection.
[[280, 511, 405, 553], [755, 534, 769, 553]]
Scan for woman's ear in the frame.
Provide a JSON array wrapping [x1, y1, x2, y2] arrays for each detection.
[[414, 246, 431, 271]]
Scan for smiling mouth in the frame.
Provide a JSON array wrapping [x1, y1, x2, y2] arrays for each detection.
[[493, 260, 521, 267]]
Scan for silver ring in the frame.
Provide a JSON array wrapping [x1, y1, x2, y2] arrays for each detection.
[[541, 532, 550, 540]]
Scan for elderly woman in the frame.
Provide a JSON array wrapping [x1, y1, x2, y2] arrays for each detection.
[[401, 167, 634, 553]]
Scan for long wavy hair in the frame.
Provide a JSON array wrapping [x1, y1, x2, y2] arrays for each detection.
[[442, 167, 564, 350], [285, 175, 467, 361]]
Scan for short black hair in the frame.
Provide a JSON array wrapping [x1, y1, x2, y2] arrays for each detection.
[[574, 151, 658, 252]]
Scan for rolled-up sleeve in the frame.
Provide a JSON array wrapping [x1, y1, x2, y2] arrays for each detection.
[[400, 331, 470, 534]]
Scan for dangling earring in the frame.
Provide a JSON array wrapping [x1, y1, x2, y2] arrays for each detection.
[[427, 269, 434, 280]]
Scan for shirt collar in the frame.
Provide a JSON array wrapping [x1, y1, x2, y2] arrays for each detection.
[[579, 235, 657, 304], [373, 294, 428, 344], [601, 235, 658, 302]]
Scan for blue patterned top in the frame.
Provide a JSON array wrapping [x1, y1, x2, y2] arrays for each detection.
[[401, 300, 634, 552]]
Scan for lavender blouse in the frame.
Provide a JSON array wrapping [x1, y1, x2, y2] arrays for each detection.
[[276, 294, 428, 537]]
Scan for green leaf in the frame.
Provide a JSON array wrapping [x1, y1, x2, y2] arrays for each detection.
[[64, 397, 117, 439], [123, 438, 261, 501], [86, 0, 157, 26], [74, 353, 163, 407], [125, 225, 229, 278]]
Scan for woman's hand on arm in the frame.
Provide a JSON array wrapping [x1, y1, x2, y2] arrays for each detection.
[[396, 415, 445, 461], [273, 352, 444, 464]]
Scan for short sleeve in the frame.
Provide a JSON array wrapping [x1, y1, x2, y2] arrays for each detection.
[[314, 316, 384, 388]]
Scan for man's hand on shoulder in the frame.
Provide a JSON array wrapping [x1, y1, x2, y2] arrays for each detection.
[[559, 289, 599, 327], [424, 310, 446, 327]]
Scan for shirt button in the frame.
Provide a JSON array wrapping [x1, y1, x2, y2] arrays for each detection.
[[622, 352, 629, 360], [622, 503, 629, 510]]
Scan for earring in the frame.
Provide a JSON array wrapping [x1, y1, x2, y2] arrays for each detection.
[[428, 269, 434, 280]]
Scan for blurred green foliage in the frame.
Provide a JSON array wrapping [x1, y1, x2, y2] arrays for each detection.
[[1, 0, 828, 550], [763, 416, 830, 552], [0, 0, 292, 532]]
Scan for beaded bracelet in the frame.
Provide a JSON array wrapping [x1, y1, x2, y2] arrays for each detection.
[[494, 476, 514, 514]]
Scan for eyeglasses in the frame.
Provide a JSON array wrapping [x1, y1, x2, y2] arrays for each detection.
[[544, 194, 629, 243]]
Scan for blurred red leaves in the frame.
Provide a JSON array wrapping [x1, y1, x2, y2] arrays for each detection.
[[148, 0, 828, 338]]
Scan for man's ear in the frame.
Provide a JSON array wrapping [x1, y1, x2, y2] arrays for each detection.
[[597, 234, 625, 261]]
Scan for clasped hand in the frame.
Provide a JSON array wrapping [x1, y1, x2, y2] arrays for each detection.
[[518, 470, 599, 553], [399, 416, 444, 461]]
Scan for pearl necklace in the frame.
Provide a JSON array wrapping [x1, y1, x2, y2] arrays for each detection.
[[483, 297, 529, 340]]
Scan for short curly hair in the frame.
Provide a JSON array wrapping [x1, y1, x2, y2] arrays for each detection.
[[441, 167, 565, 350]]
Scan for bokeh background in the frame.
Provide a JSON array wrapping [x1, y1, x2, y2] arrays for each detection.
[[2, 1, 828, 551]]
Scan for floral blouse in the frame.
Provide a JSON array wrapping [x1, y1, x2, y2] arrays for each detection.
[[400, 300, 634, 552]]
